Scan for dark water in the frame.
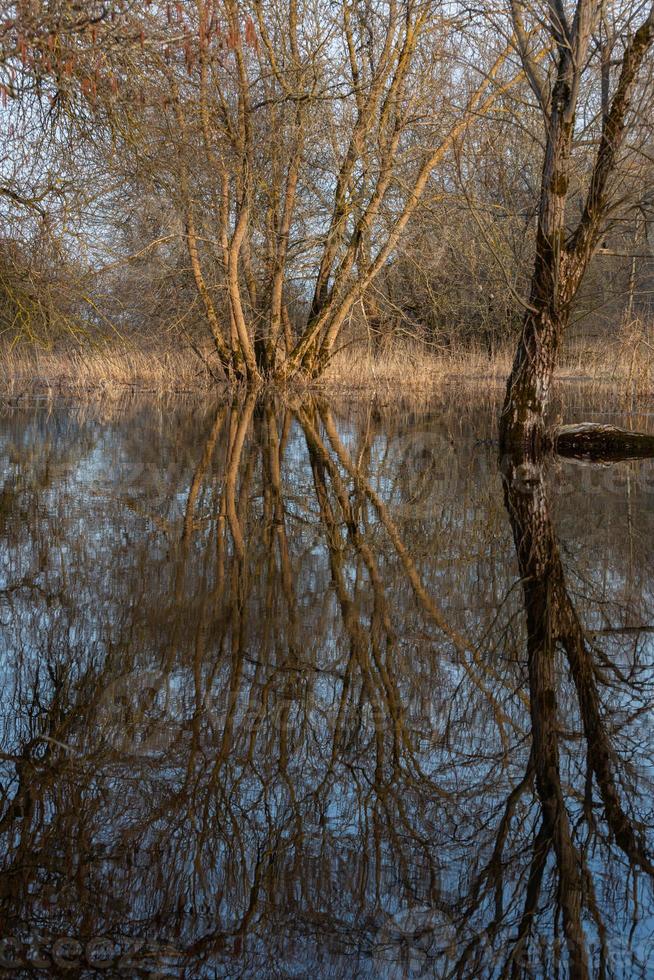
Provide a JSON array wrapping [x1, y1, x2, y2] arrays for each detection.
[[1, 393, 654, 978]]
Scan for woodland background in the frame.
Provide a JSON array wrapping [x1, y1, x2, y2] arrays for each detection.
[[1, 0, 653, 386]]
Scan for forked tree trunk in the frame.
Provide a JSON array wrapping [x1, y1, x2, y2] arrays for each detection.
[[499, 22, 583, 453], [500, 3, 654, 455]]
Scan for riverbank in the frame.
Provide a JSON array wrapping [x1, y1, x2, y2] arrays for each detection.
[[1, 333, 652, 401]]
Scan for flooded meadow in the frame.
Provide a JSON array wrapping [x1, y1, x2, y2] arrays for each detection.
[[1, 390, 653, 978]]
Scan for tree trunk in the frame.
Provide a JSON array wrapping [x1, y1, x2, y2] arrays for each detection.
[[499, 308, 565, 456], [501, 3, 654, 452], [499, 48, 579, 454]]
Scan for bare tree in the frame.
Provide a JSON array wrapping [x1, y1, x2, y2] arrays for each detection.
[[102, 1, 523, 383], [498, 0, 654, 452], [0, 2, 136, 345]]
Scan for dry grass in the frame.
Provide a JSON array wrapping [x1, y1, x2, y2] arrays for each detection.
[[2, 319, 654, 403], [323, 342, 512, 394], [324, 319, 654, 403], [0, 344, 218, 399]]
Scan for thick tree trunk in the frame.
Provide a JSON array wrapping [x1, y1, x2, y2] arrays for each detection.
[[499, 58, 577, 454], [501, 3, 654, 452], [499, 308, 565, 456]]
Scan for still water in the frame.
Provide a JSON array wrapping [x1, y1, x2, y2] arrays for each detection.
[[1, 392, 653, 978]]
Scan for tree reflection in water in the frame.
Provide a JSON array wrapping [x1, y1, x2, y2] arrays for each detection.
[[0, 396, 653, 978]]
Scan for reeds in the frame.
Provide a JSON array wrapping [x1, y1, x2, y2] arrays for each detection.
[[323, 342, 512, 393], [1, 321, 653, 401], [0, 344, 218, 399], [324, 321, 654, 402]]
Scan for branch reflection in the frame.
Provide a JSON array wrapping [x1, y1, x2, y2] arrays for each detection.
[[0, 397, 652, 977]]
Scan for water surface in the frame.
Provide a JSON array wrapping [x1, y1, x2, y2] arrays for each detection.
[[1, 392, 654, 977]]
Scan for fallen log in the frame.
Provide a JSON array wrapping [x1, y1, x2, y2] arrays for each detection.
[[555, 423, 654, 461]]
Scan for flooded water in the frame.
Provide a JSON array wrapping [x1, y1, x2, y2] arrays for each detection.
[[1, 391, 654, 978]]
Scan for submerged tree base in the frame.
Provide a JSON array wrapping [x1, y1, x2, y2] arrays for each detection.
[[555, 423, 654, 461]]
